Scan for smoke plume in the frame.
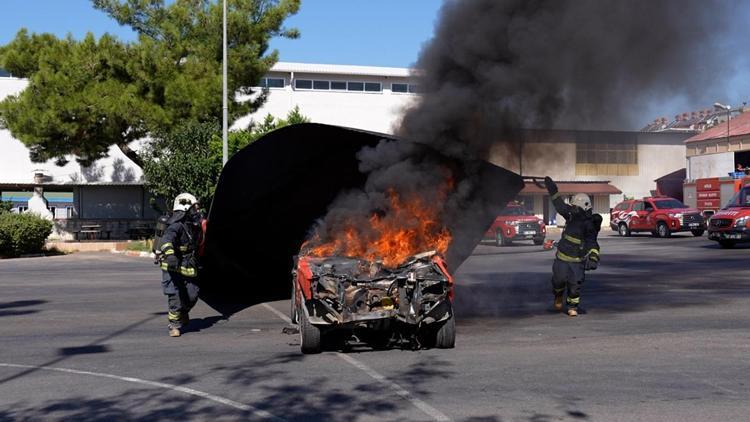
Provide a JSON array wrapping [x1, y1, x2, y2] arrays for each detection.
[[305, 0, 738, 266]]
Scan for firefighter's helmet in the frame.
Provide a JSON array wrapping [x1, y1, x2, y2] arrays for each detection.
[[173, 193, 198, 212], [571, 193, 592, 211]]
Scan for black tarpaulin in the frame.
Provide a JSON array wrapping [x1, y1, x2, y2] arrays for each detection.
[[200, 123, 523, 314]]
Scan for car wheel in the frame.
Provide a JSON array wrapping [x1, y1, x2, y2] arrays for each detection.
[[618, 223, 630, 237], [435, 315, 456, 349], [691, 229, 705, 237], [290, 279, 298, 325], [719, 240, 736, 249], [533, 237, 545, 245], [656, 222, 671, 238], [299, 308, 322, 354]]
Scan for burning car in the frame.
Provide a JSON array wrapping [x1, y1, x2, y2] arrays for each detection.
[[291, 251, 454, 354]]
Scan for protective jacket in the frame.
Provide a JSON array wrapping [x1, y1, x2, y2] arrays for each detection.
[[159, 211, 202, 277], [551, 192, 602, 264]]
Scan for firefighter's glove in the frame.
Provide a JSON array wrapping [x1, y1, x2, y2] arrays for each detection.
[[165, 255, 180, 272], [585, 259, 598, 271], [544, 176, 558, 195]]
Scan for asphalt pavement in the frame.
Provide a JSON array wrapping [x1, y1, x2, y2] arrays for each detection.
[[1, 231, 749, 421]]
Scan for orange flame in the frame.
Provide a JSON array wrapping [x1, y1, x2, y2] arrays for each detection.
[[303, 180, 453, 268]]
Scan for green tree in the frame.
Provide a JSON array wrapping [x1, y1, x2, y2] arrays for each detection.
[[0, 0, 300, 167], [145, 106, 309, 207]]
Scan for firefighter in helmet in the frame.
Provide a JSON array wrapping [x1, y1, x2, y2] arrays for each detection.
[[157, 193, 203, 337], [544, 177, 602, 317]]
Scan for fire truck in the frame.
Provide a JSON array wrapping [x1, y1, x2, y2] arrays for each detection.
[[684, 176, 750, 247]]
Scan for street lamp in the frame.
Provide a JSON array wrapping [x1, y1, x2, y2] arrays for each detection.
[[222, 0, 228, 166], [714, 102, 731, 146]]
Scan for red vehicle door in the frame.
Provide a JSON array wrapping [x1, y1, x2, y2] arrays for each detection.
[[630, 201, 649, 230], [642, 200, 657, 229]]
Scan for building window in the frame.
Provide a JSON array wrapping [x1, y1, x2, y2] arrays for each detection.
[[313, 80, 330, 90], [408, 84, 420, 93], [66, 206, 74, 218], [576, 133, 638, 176], [331, 81, 347, 90], [259, 77, 285, 88], [294, 79, 313, 90], [347, 82, 364, 91], [365, 82, 382, 92], [392, 83, 408, 93]]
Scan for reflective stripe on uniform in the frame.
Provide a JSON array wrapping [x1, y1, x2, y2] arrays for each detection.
[[168, 311, 181, 321], [551, 192, 560, 200], [563, 234, 582, 244], [163, 249, 174, 255], [588, 248, 600, 261], [554, 287, 565, 294], [179, 246, 188, 251], [556, 251, 582, 262], [160, 263, 169, 271], [567, 296, 580, 305], [180, 266, 197, 277], [160, 242, 173, 251]]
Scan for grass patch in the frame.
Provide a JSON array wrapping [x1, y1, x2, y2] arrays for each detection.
[[125, 239, 153, 252]]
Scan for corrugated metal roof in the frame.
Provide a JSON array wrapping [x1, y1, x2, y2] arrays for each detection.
[[0, 181, 144, 187], [271, 62, 414, 77]]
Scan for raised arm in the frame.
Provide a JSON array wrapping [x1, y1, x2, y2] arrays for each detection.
[[544, 176, 574, 221]]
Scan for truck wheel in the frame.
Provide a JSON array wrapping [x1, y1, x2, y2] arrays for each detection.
[[533, 237, 545, 245], [691, 229, 705, 237], [618, 223, 630, 237], [299, 309, 322, 354], [656, 222, 671, 238], [719, 240, 736, 249], [290, 280, 298, 325], [435, 316, 456, 349]]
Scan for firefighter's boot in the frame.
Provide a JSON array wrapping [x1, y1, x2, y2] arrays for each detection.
[[567, 308, 578, 317], [554, 294, 564, 311], [169, 326, 181, 337]]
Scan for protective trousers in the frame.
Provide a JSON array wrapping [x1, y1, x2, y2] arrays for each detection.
[[551, 258, 585, 309], [162, 270, 199, 328]]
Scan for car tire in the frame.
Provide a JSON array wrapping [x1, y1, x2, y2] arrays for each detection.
[[719, 240, 736, 249], [299, 309, 322, 354], [435, 315, 456, 349], [533, 237, 545, 245], [691, 229, 705, 237], [290, 278, 298, 325], [656, 222, 671, 238], [618, 223, 631, 237]]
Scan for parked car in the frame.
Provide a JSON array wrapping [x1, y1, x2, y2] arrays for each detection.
[[484, 204, 546, 246], [707, 183, 750, 248], [610, 197, 705, 238]]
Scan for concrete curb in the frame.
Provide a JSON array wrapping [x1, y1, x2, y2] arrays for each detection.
[[111, 250, 155, 259]]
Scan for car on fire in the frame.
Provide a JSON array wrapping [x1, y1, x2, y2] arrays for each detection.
[[484, 204, 546, 246], [610, 196, 705, 238], [291, 251, 455, 354], [707, 183, 750, 248]]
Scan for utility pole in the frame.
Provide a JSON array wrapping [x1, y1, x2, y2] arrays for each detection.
[[222, 0, 228, 166]]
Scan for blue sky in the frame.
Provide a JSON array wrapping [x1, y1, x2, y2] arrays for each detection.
[[0, 0, 442, 68]]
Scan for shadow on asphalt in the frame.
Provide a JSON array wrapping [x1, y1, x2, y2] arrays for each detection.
[[181, 315, 228, 334], [0, 300, 47, 317], [0, 353, 461, 421]]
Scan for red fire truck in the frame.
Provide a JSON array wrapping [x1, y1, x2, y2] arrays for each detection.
[[610, 196, 705, 237], [705, 181, 750, 248]]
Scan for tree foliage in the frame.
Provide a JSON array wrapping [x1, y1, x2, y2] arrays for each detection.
[[143, 106, 309, 207], [0, 0, 300, 167]]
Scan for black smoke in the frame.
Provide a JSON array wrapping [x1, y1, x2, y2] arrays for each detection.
[[306, 0, 737, 267]]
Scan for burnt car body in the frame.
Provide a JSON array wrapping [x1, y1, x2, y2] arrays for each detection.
[[292, 251, 454, 353]]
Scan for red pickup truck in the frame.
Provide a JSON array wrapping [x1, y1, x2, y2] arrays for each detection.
[[707, 183, 750, 248], [485, 204, 546, 246], [610, 196, 705, 238]]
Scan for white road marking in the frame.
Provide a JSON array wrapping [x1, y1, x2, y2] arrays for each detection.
[[0, 363, 282, 421], [261, 302, 451, 421]]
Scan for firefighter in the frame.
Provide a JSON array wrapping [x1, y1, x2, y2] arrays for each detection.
[[544, 177, 602, 317], [157, 193, 203, 337]]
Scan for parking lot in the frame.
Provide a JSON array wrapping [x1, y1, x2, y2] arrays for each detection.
[[1, 231, 749, 421]]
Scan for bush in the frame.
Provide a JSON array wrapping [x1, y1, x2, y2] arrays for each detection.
[[0, 213, 53, 257]]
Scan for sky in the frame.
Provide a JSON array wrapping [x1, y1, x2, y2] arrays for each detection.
[[0, 0, 442, 68], [1, 0, 750, 128]]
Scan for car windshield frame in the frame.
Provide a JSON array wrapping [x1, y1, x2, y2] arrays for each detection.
[[499, 207, 532, 216], [654, 199, 688, 209], [724, 188, 750, 208]]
